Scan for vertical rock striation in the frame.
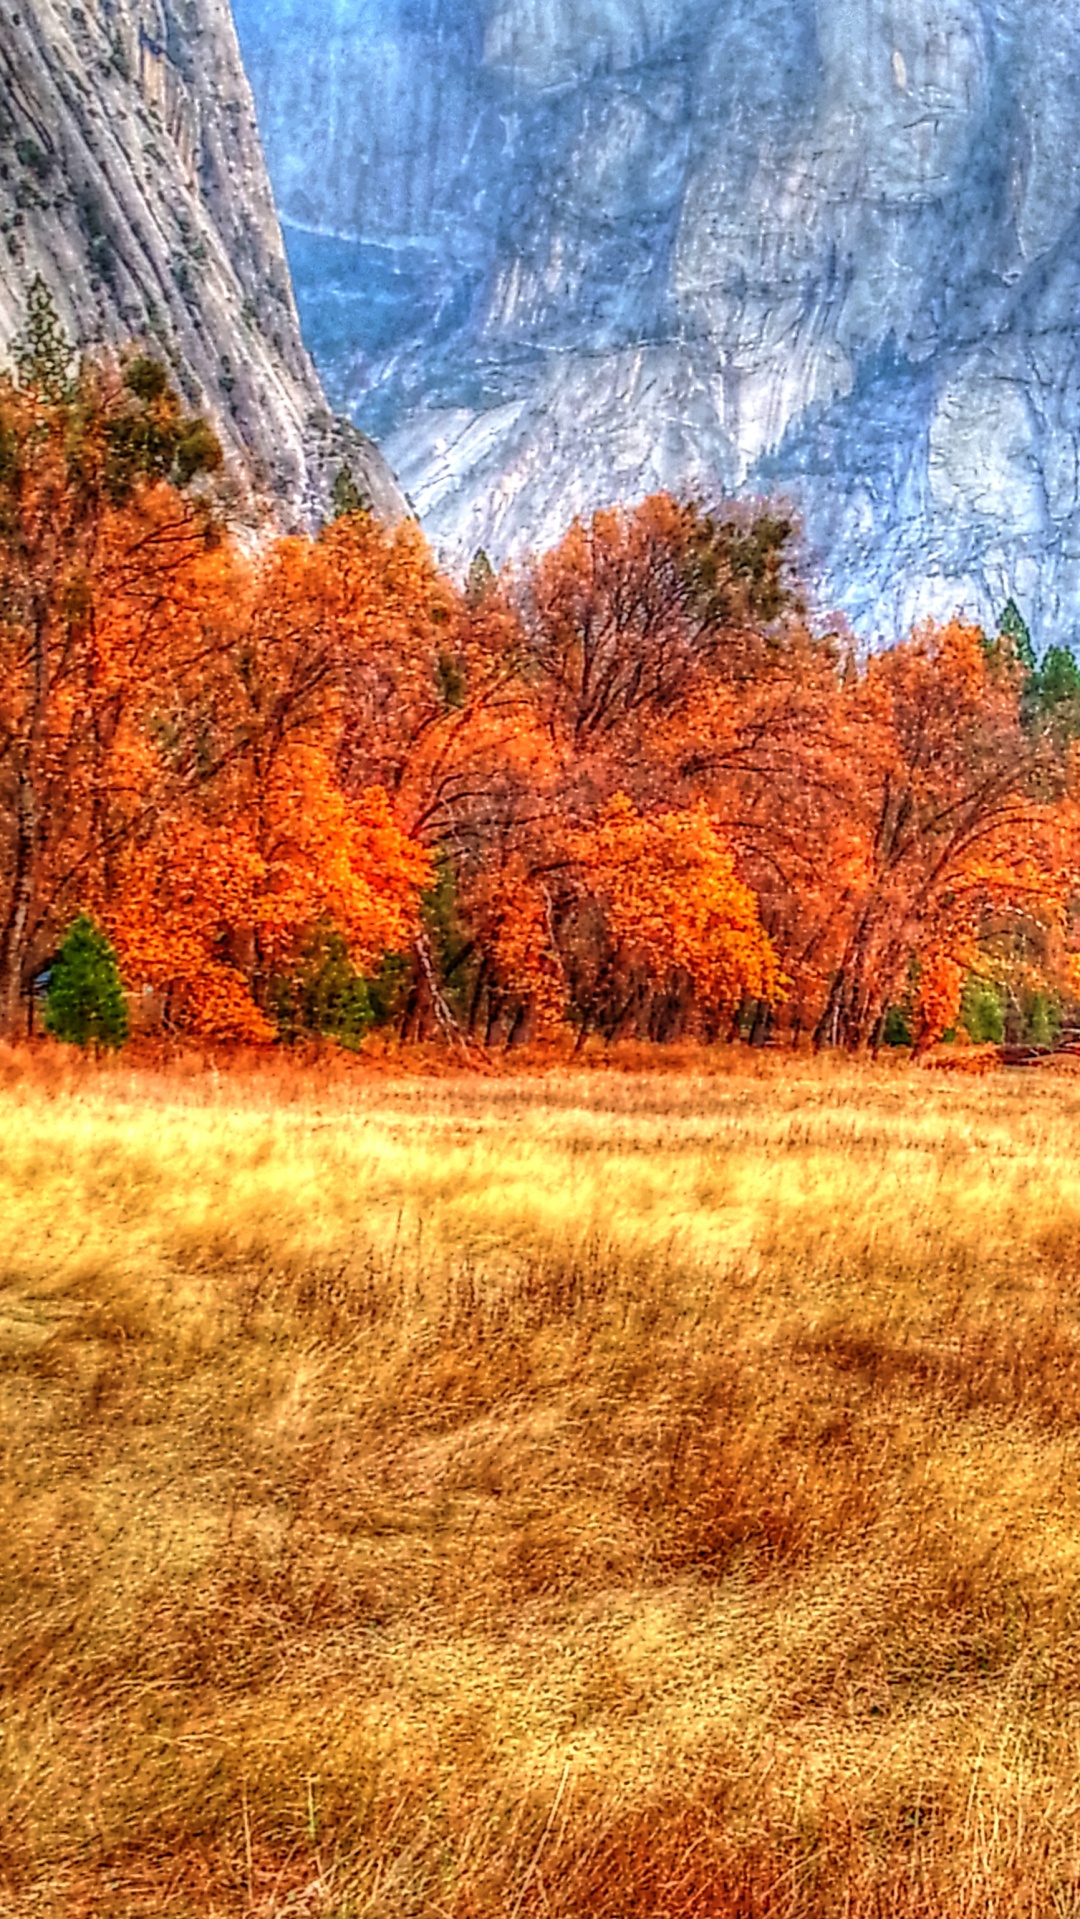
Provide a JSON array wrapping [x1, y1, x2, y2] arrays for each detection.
[[0, 0, 403, 522], [235, 0, 1080, 643]]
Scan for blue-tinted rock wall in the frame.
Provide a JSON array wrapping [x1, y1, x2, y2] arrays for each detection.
[[234, 0, 1080, 644]]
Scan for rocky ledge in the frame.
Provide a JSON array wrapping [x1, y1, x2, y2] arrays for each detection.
[[0, 0, 403, 524]]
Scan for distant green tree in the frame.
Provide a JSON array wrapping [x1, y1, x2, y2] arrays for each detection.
[[1034, 644, 1080, 707], [959, 975, 1004, 1046], [421, 855, 477, 1026], [331, 463, 372, 520], [998, 598, 1036, 671], [45, 915, 128, 1048], [271, 923, 408, 1049], [466, 548, 496, 605], [102, 354, 222, 501], [272, 925, 374, 1048], [1021, 642, 1080, 744], [13, 276, 74, 402], [684, 505, 802, 627], [1020, 986, 1060, 1048], [880, 1005, 912, 1047], [10, 307, 223, 506]]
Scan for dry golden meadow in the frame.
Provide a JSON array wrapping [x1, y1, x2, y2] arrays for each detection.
[[6, 1046, 1080, 1915]]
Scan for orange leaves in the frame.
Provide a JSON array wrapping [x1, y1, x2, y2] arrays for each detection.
[[256, 755, 431, 972], [0, 359, 222, 1030], [750, 617, 1062, 1047], [5, 394, 1079, 1059], [523, 496, 702, 755], [867, 617, 1007, 726], [107, 820, 273, 1040], [490, 864, 566, 1038], [108, 756, 430, 1041], [93, 515, 440, 1043], [913, 947, 968, 1050], [569, 796, 782, 1014]]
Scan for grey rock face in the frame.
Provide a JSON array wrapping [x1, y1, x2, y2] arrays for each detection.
[[0, 0, 403, 523], [234, 0, 1080, 643]]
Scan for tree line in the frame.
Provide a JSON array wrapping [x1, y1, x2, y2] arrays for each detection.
[[4, 290, 1080, 1053]]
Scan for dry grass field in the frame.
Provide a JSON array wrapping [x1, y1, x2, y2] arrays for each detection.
[[5, 1048, 1080, 1915]]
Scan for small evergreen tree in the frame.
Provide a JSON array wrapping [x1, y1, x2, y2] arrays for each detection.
[[1021, 642, 1080, 742], [1033, 644, 1080, 707], [272, 924, 379, 1048], [45, 915, 128, 1048], [331, 463, 372, 520], [421, 855, 477, 1025], [1020, 986, 1060, 1048], [13, 276, 75, 402], [103, 354, 222, 501], [880, 1004, 912, 1047], [998, 598, 1036, 671], [466, 548, 495, 605], [959, 975, 1004, 1045]]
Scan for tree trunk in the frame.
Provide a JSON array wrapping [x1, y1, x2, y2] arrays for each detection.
[[748, 999, 773, 1047], [0, 768, 37, 1036], [813, 971, 845, 1050], [414, 929, 468, 1053]]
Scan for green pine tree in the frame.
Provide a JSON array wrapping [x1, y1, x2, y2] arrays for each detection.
[[271, 924, 383, 1049], [45, 915, 128, 1049], [13, 276, 75, 402], [331, 463, 372, 520], [959, 975, 1004, 1046], [998, 598, 1036, 672], [466, 548, 496, 605], [1034, 644, 1080, 706], [1019, 642, 1080, 742], [880, 1004, 913, 1047]]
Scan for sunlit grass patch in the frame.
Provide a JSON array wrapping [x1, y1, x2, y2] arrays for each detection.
[[4, 1055, 1080, 1912]]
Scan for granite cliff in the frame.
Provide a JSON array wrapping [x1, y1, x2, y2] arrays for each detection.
[[234, 0, 1080, 644], [0, 0, 403, 522]]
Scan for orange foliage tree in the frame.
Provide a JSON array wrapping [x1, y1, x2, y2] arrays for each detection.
[[108, 774, 429, 1041], [3, 292, 1075, 1073], [557, 796, 782, 1043], [436, 496, 807, 1046], [795, 622, 1061, 1049], [106, 520, 435, 1039], [0, 327, 221, 1034], [0, 297, 435, 1044]]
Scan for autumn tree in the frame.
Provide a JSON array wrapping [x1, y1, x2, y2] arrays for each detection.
[[455, 494, 819, 1046], [326, 518, 555, 1040], [105, 521, 435, 1040], [0, 297, 437, 1046], [559, 796, 782, 1043], [108, 778, 429, 1041], [802, 622, 1060, 1050], [0, 296, 222, 1035], [517, 494, 799, 777]]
